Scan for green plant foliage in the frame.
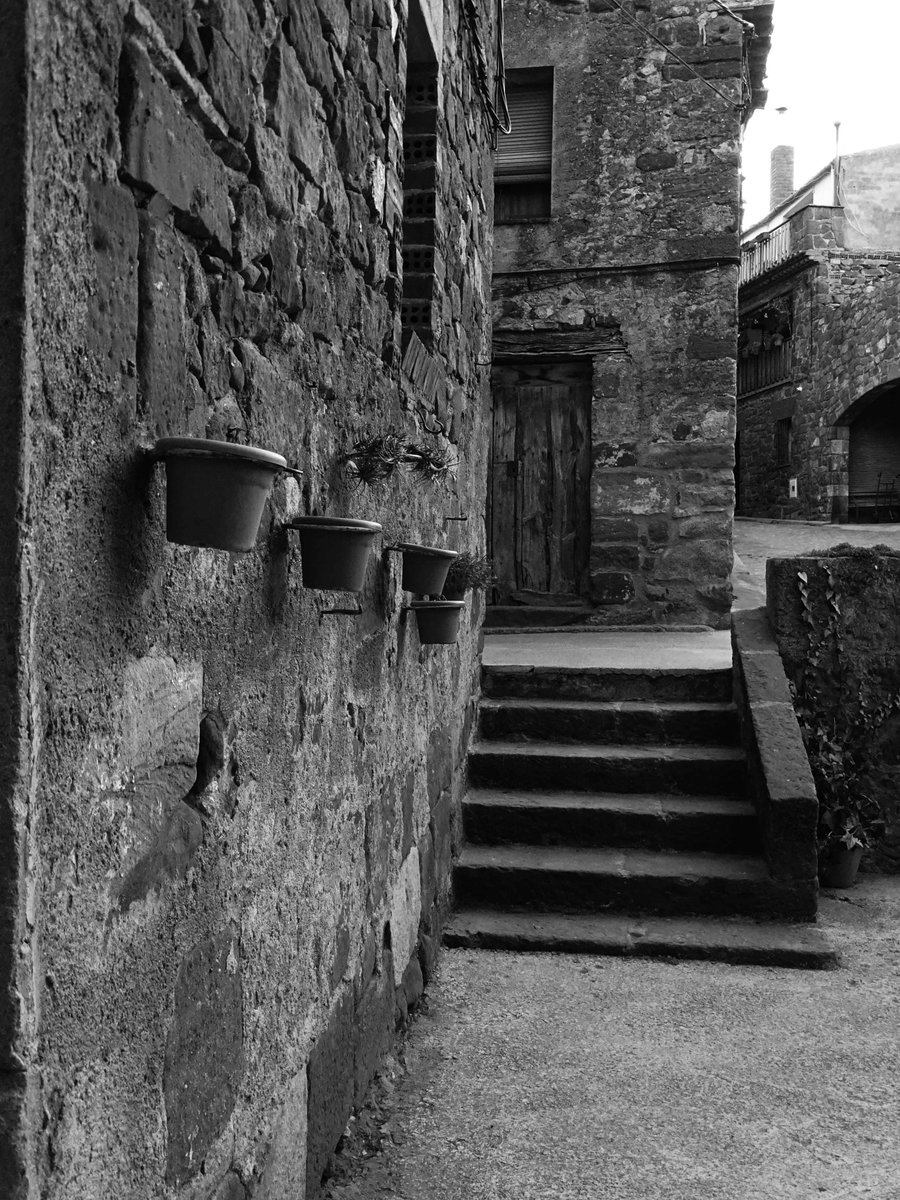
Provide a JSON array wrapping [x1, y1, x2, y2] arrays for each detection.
[[792, 561, 898, 855], [442, 551, 494, 594]]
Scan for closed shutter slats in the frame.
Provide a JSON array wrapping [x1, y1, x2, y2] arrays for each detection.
[[495, 88, 552, 178]]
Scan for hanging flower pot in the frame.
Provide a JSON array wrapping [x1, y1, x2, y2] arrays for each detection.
[[288, 516, 382, 591], [410, 600, 464, 645], [155, 437, 289, 552], [395, 543, 458, 594]]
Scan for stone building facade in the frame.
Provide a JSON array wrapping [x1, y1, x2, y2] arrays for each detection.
[[0, 1, 497, 1197], [738, 147, 900, 521], [489, 0, 772, 628]]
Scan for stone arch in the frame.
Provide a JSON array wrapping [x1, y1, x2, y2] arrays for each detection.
[[832, 377, 900, 522]]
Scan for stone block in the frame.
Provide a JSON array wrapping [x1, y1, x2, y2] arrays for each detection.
[[137, 211, 187, 436], [642, 442, 733, 470], [401, 954, 424, 1010], [353, 966, 393, 1106], [269, 223, 301, 314], [286, 1, 333, 93], [0, 1071, 29, 1197], [591, 572, 635, 605], [636, 150, 677, 171], [591, 544, 640, 571], [594, 441, 637, 468], [593, 471, 669, 516], [687, 334, 734, 361], [264, 37, 323, 180], [203, 26, 252, 142], [212, 1171, 247, 1200], [164, 925, 244, 1186], [591, 517, 638, 542], [256, 1072, 307, 1200], [86, 179, 139, 395], [306, 989, 354, 1198], [388, 848, 421, 986], [142, 0, 184, 47], [120, 41, 232, 252]]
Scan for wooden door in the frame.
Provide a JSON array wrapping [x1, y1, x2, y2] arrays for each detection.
[[490, 360, 591, 604]]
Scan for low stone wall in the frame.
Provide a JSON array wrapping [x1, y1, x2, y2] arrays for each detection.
[[767, 553, 900, 871], [731, 608, 818, 919]]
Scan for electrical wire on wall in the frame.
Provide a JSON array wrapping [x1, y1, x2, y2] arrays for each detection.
[[604, 0, 746, 112], [461, 0, 511, 145]]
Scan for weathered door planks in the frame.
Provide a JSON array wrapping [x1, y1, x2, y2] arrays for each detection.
[[490, 361, 591, 604]]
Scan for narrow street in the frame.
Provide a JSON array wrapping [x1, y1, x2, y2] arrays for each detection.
[[325, 881, 900, 1200], [732, 517, 900, 608], [323, 520, 900, 1200]]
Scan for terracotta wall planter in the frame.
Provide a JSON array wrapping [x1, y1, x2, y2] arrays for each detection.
[[156, 437, 287, 553], [396, 543, 457, 594], [410, 600, 464, 644], [289, 516, 382, 591]]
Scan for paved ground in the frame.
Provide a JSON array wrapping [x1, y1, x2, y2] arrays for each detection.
[[732, 517, 900, 610], [325, 879, 900, 1200]]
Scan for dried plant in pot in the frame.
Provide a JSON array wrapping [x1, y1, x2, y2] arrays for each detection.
[[154, 437, 293, 553], [341, 432, 457, 487], [440, 552, 494, 601]]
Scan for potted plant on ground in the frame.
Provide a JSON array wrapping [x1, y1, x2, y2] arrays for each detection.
[[440, 551, 494, 601], [154, 436, 292, 553]]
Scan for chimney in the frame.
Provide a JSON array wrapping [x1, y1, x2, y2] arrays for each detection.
[[769, 107, 794, 211], [770, 146, 795, 210]]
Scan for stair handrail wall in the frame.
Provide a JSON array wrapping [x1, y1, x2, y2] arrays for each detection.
[[731, 608, 819, 919]]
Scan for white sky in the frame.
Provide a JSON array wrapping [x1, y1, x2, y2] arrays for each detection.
[[741, 0, 900, 228]]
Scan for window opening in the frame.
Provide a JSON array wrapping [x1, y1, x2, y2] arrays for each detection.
[[494, 69, 553, 224]]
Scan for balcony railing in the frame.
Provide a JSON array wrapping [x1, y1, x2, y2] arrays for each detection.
[[738, 341, 792, 396], [740, 220, 792, 286]]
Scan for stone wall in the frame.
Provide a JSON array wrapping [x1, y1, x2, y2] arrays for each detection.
[[738, 230, 900, 521], [492, 0, 761, 628], [767, 554, 900, 872], [2, 0, 496, 1196]]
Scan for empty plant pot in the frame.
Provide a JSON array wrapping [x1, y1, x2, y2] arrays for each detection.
[[410, 600, 464, 645], [396, 543, 458, 594], [155, 437, 288, 552], [289, 516, 382, 591]]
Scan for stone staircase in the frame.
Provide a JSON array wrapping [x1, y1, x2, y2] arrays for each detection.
[[445, 653, 835, 968]]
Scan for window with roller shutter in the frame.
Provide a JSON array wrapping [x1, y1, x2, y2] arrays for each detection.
[[494, 69, 553, 223]]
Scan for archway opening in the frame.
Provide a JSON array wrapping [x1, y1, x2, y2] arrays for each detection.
[[841, 382, 900, 522]]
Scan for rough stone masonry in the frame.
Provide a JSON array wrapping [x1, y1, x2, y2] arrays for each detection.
[[493, 0, 771, 627], [0, 0, 496, 1196]]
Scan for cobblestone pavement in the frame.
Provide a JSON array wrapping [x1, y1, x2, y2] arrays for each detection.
[[732, 517, 900, 609], [323, 880, 900, 1200]]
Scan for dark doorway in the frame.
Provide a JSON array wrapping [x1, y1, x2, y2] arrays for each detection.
[[489, 359, 592, 605], [847, 383, 900, 521]]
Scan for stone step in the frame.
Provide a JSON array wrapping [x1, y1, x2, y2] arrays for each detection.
[[463, 789, 759, 854], [469, 741, 747, 795], [484, 606, 595, 629], [454, 843, 792, 918], [479, 697, 738, 744], [443, 909, 837, 969], [482, 664, 733, 703]]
